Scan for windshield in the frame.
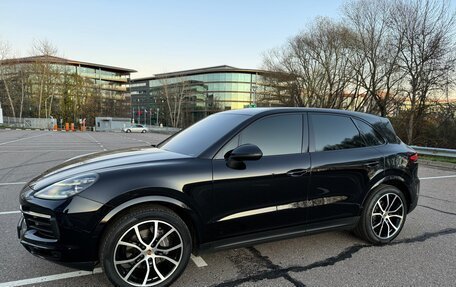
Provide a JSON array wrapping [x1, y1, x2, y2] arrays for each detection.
[[159, 113, 248, 156]]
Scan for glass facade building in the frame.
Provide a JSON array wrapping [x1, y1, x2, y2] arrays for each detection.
[[130, 65, 274, 127], [0, 55, 136, 122]]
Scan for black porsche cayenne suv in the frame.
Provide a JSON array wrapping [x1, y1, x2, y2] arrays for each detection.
[[18, 108, 419, 287]]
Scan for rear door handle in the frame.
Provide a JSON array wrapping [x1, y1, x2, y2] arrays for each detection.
[[286, 169, 309, 177]]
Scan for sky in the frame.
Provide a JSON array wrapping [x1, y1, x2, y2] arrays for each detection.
[[1, 0, 347, 78]]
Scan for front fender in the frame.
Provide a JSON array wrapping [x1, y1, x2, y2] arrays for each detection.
[[91, 192, 206, 248], [100, 195, 193, 224]]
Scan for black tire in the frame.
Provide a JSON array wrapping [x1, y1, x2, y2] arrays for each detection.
[[142, 130, 146, 133], [100, 205, 192, 287], [126, 129, 131, 133], [354, 185, 407, 244]]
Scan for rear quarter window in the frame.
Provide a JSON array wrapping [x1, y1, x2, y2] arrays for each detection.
[[372, 120, 401, 144], [353, 118, 385, 146]]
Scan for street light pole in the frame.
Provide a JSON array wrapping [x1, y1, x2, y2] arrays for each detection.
[[156, 108, 160, 126]]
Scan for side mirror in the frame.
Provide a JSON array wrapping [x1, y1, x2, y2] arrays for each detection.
[[225, 144, 262, 169]]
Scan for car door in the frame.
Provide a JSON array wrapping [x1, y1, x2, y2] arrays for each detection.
[[307, 113, 385, 226], [209, 113, 311, 241]]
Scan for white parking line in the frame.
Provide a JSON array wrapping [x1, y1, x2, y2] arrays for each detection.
[[0, 210, 20, 215], [0, 254, 207, 287], [0, 182, 26, 186], [85, 133, 108, 151], [0, 133, 50, 146], [0, 268, 103, 287], [420, 175, 456, 180], [0, 150, 99, 153], [191, 254, 208, 267]]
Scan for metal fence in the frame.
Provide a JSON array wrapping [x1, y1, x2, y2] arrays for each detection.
[[1, 116, 53, 129], [411, 146, 456, 158]]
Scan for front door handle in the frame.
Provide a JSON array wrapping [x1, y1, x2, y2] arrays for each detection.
[[286, 169, 309, 177]]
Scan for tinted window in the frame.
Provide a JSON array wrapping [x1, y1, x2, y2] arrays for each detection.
[[383, 120, 401, 144], [311, 114, 365, 152], [160, 113, 248, 156], [353, 119, 384, 146], [216, 135, 240, 159], [239, 114, 302, 156]]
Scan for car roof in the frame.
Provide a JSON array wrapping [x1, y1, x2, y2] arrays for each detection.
[[221, 107, 384, 124]]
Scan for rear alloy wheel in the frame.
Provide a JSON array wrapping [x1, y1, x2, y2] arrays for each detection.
[[370, 193, 405, 240], [101, 206, 191, 287], [142, 130, 147, 133], [354, 185, 407, 244], [126, 129, 131, 133]]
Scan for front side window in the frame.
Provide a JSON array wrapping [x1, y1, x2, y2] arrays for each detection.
[[217, 114, 303, 158], [310, 114, 365, 152]]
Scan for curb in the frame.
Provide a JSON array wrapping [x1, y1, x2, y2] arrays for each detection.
[[419, 159, 456, 170]]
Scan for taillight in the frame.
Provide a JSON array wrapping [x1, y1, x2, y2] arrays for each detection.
[[409, 153, 418, 162]]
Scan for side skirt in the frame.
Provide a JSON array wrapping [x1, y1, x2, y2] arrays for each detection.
[[197, 216, 359, 253]]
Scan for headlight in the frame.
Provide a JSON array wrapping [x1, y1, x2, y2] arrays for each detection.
[[34, 173, 98, 200]]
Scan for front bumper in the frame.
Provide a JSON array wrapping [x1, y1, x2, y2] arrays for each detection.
[[17, 213, 97, 271], [17, 194, 105, 271]]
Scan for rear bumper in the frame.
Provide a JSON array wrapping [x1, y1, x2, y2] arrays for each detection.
[[408, 178, 420, 213]]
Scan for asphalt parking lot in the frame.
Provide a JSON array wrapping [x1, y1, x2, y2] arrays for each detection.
[[0, 130, 455, 287]]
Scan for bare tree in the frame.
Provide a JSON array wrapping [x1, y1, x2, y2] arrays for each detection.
[[30, 39, 58, 118], [158, 75, 189, 127], [18, 67, 28, 120], [263, 18, 361, 110], [343, 0, 405, 116], [262, 49, 303, 106], [390, 0, 456, 144], [0, 40, 16, 118]]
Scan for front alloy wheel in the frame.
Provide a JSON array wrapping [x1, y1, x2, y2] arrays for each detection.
[[101, 205, 192, 287]]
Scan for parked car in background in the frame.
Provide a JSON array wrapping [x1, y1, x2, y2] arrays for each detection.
[[18, 108, 419, 287], [122, 124, 148, 133]]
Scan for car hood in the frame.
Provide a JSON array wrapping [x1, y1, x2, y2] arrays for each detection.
[[28, 147, 190, 191]]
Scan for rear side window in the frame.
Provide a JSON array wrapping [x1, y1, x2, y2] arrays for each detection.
[[353, 118, 385, 146], [310, 114, 365, 152]]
